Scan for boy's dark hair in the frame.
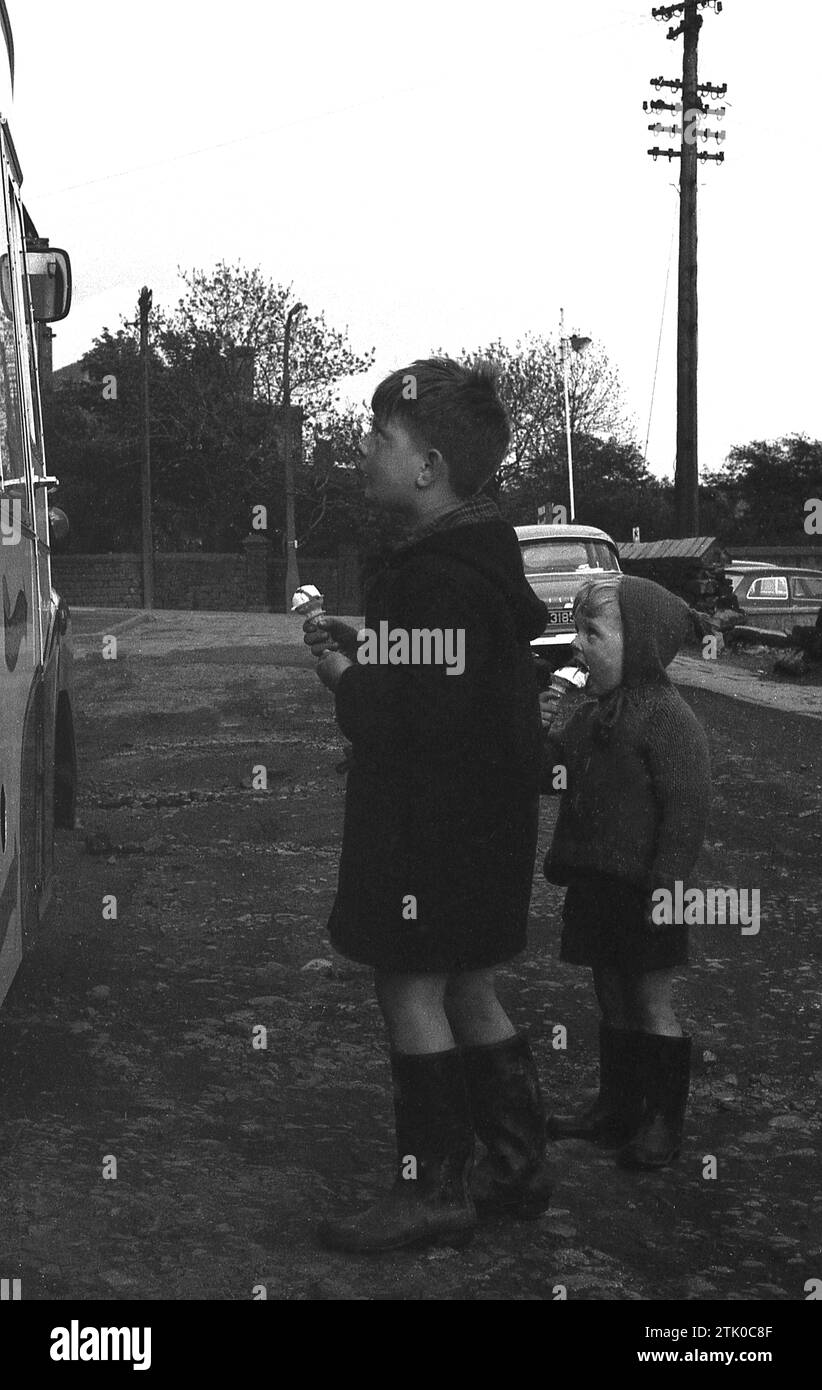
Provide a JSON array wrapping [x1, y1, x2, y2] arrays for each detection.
[[371, 357, 510, 498]]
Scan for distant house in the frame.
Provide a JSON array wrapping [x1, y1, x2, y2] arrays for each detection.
[[52, 359, 92, 390]]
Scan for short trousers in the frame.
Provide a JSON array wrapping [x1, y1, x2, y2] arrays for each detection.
[[560, 872, 688, 972]]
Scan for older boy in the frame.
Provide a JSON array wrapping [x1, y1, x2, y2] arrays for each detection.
[[304, 358, 550, 1252]]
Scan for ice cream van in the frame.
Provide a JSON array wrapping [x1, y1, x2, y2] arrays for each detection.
[[0, 0, 76, 1008]]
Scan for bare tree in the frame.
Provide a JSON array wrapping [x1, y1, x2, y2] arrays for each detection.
[[462, 333, 635, 485]]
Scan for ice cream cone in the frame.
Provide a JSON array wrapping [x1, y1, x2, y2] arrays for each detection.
[[291, 584, 325, 620], [551, 665, 588, 695], [543, 664, 588, 734]]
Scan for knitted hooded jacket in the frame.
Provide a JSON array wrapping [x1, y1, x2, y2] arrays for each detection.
[[542, 575, 711, 897]]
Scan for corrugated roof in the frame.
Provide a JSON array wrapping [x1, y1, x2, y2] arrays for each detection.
[[618, 536, 723, 562]]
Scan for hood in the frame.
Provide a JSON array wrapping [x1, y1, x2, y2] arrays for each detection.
[[408, 520, 549, 641], [588, 575, 693, 740], [618, 574, 693, 687]]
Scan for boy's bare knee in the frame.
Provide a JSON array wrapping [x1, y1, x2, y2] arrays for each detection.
[[444, 970, 498, 1022], [632, 999, 659, 1030], [445, 969, 496, 1005], [374, 970, 446, 1017], [444, 972, 504, 1036]]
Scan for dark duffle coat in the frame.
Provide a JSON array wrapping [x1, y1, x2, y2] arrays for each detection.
[[326, 518, 548, 973]]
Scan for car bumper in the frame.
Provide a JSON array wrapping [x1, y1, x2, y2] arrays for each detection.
[[530, 631, 576, 649]]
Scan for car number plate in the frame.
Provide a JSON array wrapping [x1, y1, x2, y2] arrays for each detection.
[[546, 610, 574, 627]]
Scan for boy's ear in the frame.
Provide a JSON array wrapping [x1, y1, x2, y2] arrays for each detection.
[[415, 448, 446, 490]]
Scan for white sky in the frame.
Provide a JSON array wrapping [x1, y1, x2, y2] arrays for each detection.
[[7, 0, 822, 479]]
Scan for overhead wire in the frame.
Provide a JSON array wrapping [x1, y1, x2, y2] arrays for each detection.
[[37, 8, 651, 201], [36, 80, 440, 199], [643, 189, 678, 467]]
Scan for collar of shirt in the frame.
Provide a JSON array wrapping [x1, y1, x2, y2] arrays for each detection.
[[398, 493, 502, 549]]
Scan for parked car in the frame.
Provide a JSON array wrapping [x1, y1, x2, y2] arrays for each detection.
[[727, 561, 822, 632], [516, 523, 621, 674]]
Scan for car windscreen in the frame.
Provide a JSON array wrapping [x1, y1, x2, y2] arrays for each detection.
[[520, 540, 619, 575]]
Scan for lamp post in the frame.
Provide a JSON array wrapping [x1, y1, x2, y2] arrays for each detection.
[[281, 302, 305, 609], [138, 286, 154, 609], [559, 308, 591, 522]]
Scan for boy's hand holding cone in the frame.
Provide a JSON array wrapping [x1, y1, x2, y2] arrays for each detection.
[[292, 586, 360, 661], [292, 585, 358, 690]]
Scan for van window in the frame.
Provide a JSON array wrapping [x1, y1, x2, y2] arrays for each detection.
[[791, 574, 822, 601], [520, 540, 619, 574], [13, 198, 43, 458], [0, 191, 28, 502], [746, 576, 788, 600]]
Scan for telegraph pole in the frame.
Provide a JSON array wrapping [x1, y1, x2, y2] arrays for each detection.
[[676, 2, 701, 536], [646, 1, 726, 537], [138, 286, 154, 609]]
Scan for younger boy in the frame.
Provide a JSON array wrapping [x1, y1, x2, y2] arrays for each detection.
[[540, 575, 711, 1168], [304, 358, 550, 1251]]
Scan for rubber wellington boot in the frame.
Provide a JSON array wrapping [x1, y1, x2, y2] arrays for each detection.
[[618, 1033, 691, 1170], [548, 1024, 645, 1148], [462, 1032, 556, 1218], [317, 1048, 476, 1253]]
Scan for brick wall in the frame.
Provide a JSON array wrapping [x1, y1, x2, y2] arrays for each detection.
[[52, 554, 144, 608], [51, 540, 363, 613]]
